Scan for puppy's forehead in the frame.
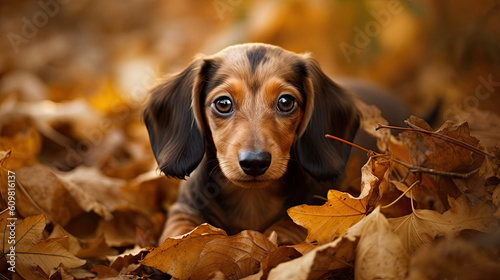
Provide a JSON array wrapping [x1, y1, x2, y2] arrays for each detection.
[[216, 44, 301, 77]]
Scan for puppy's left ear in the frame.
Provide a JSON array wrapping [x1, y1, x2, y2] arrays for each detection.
[[142, 60, 205, 179], [296, 58, 360, 181]]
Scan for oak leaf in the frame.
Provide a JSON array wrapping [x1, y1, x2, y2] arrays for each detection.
[[288, 155, 392, 245], [389, 195, 495, 254]]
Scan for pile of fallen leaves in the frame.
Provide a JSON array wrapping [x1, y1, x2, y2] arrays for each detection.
[[1, 94, 499, 279]]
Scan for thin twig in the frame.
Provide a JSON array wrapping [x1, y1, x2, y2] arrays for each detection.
[[394, 159, 479, 179], [325, 131, 480, 179], [376, 124, 494, 158], [381, 180, 420, 209], [312, 195, 328, 202], [325, 134, 371, 154]]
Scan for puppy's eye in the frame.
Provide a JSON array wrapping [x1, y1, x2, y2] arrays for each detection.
[[277, 94, 296, 113], [213, 96, 233, 115]]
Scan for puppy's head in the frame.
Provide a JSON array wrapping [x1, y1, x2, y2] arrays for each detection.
[[143, 43, 359, 187]]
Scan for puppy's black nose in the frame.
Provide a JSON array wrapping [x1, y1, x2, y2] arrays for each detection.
[[238, 150, 272, 177]]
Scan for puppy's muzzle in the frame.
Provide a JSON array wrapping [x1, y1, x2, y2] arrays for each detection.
[[238, 150, 272, 177]]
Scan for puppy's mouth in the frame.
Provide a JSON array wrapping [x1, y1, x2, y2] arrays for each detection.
[[231, 176, 274, 189], [231, 176, 275, 189]]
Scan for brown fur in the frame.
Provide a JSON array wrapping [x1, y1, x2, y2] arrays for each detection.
[[143, 43, 360, 244]]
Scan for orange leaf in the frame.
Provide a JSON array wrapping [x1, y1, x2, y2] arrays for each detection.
[[191, 230, 277, 280], [141, 223, 227, 279], [288, 155, 392, 245]]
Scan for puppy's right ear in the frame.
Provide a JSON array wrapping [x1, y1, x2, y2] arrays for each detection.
[[142, 60, 204, 179]]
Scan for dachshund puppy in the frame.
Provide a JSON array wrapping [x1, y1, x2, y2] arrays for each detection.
[[143, 43, 360, 244]]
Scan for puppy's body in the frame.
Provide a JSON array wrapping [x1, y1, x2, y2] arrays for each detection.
[[170, 152, 330, 236], [144, 43, 363, 243]]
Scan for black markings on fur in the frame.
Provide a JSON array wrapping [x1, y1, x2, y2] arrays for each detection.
[[293, 61, 308, 78], [199, 59, 223, 101], [288, 60, 309, 102], [246, 46, 268, 74]]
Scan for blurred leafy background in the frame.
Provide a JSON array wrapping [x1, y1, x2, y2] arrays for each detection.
[[1, 0, 500, 172], [0, 1, 499, 277]]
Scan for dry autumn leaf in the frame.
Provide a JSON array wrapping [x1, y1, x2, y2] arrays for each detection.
[[389, 195, 496, 254], [354, 99, 391, 152], [18, 239, 86, 277], [57, 166, 128, 220], [256, 246, 301, 279], [1, 211, 45, 254], [355, 207, 409, 280], [48, 224, 118, 259], [446, 107, 500, 151], [0, 211, 85, 279], [143, 224, 277, 280], [288, 155, 392, 245], [5, 164, 83, 225], [267, 230, 358, 280], [400, 117, 483, 173], [268, 206, 387, 279], [190, 230, 277, 280], [142, 223, 228, 279]]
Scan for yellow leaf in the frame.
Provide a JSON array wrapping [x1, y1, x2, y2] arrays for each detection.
[[288, 155, 392, 245], [269, 205, 380, 279], [288, 190, 367, 245]]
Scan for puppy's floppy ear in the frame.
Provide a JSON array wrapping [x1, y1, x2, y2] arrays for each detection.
[[142, 60, 204, 179], [296, 58, 360, 181]]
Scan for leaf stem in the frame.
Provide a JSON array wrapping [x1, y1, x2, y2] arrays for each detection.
[[381, 180, 420, 209]]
